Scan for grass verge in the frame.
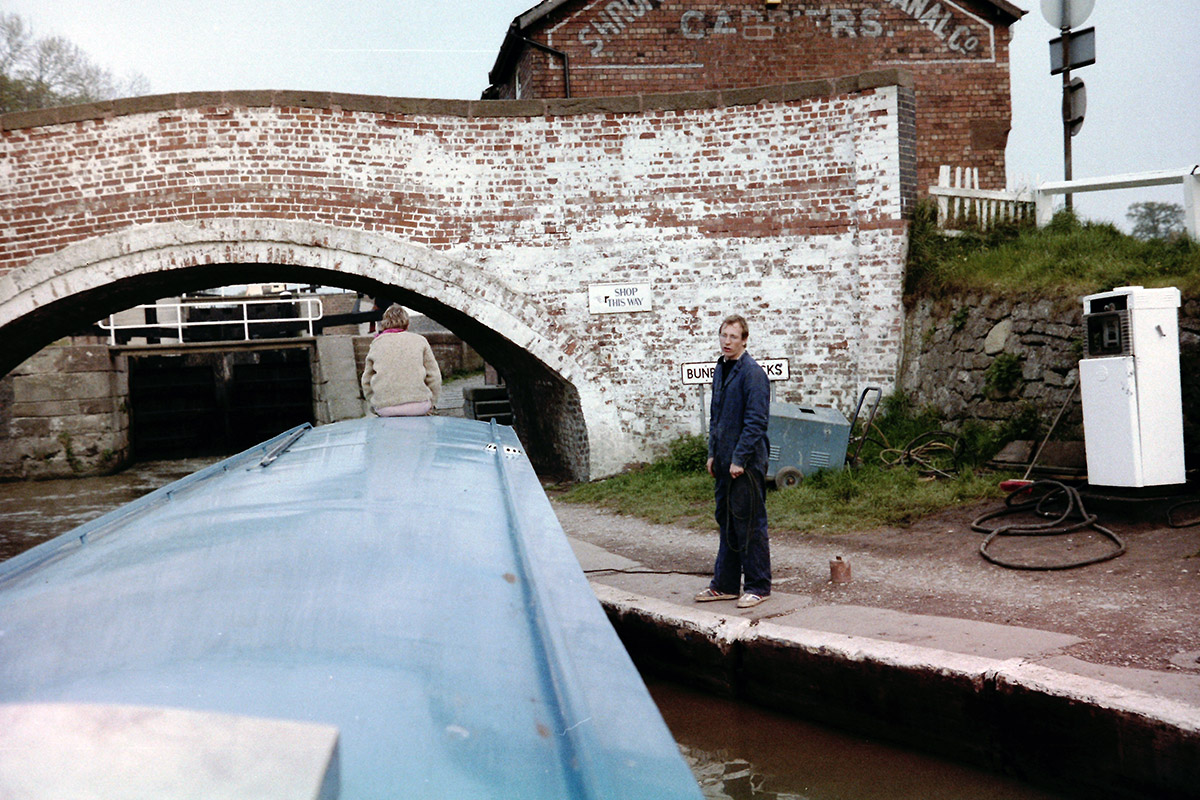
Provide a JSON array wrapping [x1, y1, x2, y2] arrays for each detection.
[[559, 414, 1016, 536], [905, 203, 1200, 300]]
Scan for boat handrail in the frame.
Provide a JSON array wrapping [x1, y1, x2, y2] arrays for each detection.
[[489, 418, 618, 798]]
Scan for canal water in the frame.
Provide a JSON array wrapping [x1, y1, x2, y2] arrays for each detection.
[[0, 461, 1063, 800]]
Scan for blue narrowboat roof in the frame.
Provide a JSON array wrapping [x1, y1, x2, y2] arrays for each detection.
[[0, 416, 701, 799]]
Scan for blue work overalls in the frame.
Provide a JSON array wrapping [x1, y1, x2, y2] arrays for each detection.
[[707, 352, 771, 597]]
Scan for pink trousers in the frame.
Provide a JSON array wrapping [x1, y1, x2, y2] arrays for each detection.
[[375, 400, 432, 417]]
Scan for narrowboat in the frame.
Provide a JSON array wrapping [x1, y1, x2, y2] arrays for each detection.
[[0, 416, 702, 799]]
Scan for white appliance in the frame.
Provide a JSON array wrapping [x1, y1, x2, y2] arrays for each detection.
[[1079, 285, 1184, 488]]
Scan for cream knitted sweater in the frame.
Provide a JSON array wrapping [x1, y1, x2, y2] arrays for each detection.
[[360, 331, 442, 410]]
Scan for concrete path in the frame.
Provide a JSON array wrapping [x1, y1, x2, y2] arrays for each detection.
[[434, 373, 487, 417], [566, 536, 1200, 707], [561, 517, 1200, 799]]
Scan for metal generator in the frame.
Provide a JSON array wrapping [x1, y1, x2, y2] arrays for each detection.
[[766, 402, 852, 488], [1079, 285, 1185, 488]]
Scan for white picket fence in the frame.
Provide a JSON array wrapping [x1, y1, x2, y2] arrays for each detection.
[[927, 165, 1035, 231], [929, 164, 1200, 239]]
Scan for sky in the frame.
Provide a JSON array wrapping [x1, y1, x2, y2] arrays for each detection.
[[6, 0, 1198, 230]]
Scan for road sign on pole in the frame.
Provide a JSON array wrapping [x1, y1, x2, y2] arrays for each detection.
[[1041, 0, 1096, 212], [1040, 0, 1094, 29], [1049, 27, 1096, 75], [1062, 77, 1086, 137]]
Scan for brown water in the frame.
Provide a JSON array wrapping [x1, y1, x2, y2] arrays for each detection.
[[0, 458, 221, 561], [0, 462, 1063, 799], [647, 677, 1064, 800]]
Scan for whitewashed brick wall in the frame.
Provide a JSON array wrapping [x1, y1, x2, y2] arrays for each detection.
[[0, 76, 910, 477]]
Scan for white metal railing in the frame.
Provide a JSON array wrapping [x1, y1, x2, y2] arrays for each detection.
[[931, 164, 1200, 240], [97, 297, 324, 345], [928, 165, 1036, 231], [1035, 166, 1200, 239]]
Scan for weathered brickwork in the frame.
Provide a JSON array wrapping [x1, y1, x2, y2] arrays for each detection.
[[1, 79, 909, 478], [489, 0, 1021, 192]]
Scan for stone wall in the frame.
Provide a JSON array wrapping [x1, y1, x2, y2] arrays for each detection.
[[900, 294, 1083, 427], [900, 293, 1200, 461], [0, 342, 129, 479]]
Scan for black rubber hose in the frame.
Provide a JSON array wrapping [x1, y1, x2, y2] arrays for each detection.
[[970, 480, 1126, 570]]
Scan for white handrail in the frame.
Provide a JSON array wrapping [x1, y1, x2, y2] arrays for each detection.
[[97, 297, 324, 345], [1035, 166, 1199, 239]]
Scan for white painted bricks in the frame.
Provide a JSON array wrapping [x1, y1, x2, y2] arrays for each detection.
[[1, 85, 909, 477]]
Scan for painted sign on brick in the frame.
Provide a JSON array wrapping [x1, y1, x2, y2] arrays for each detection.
[[588, 283, 653, 314], [577, 0, 993, 61]]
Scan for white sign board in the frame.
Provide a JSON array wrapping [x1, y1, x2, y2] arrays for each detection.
[[680, 358, 790, 385], [588, 283, 652, 314]]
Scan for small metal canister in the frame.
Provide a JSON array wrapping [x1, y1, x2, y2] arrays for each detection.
[[829, 556, 851, 583]]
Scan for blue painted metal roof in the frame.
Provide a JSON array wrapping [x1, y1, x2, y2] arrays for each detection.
[[0, 417, 701, 799]]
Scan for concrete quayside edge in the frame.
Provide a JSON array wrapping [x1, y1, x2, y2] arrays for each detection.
[[583, 580, 1200, 800]]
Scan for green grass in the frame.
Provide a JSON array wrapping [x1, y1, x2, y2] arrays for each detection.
[[558, 457, 1008, 536], [559, 405, 1015, 536], [905, 203, 1200, 300]]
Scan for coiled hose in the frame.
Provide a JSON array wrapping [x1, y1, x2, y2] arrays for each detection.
[[970, 480, 1126, 570], [876, 430, 964, 479]]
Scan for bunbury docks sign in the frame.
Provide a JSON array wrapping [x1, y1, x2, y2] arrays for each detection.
[[680, 359, 790, 385]]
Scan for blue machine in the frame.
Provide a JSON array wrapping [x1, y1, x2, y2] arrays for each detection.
[[0, 417, 702, 799], [766, 401, 853, 488]]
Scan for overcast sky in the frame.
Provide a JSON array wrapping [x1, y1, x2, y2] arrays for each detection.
[[6, 0, 1197, 229]]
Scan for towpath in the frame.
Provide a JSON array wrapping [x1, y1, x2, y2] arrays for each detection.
[[553, 497, 1200, 706]]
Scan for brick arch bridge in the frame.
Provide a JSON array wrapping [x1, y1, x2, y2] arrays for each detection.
[[1, 71, 915, 480]]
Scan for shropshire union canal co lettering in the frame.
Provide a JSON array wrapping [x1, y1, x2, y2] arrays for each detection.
[[575, 0, 992, 60]]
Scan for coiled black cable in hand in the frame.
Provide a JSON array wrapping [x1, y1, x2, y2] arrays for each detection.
[[970, 480, 1126, 570], [723, 469, 764, 554]]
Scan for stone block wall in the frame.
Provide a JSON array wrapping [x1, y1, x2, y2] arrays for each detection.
[[313, 335, 367, 424], [0, 342, 129, 479], [901, 293, 1200, 463]]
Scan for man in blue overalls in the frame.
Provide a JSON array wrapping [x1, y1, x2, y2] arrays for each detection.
[[695, 314, 772, 609]]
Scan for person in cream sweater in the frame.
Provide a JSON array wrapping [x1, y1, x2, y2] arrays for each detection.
[[360, 304, 442, 416]]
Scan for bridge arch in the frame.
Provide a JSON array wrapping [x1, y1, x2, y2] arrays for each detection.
[[0, 219, 606, 479], [2, 75, 916, 479]]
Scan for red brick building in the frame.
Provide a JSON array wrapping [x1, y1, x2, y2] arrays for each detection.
[[485, 0, 1024, 193]]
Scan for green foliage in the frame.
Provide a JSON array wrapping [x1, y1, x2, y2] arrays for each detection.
[[984, 352, 1024, 396], [665, 433, 708, 474], [950, 307, 970, 331], [562, 465, 714, 525], [558, 397, 1041, 536], [56, 431, 82, 473], [1127, 201, 1185, 241], [0, 11, 150, 113], [905, 203, 1200, 300], [767, 464, 1005, 533]]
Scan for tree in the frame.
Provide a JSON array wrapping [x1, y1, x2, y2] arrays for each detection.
[[1126, 201, 1186, 241], [0, 12, 149, 113]]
